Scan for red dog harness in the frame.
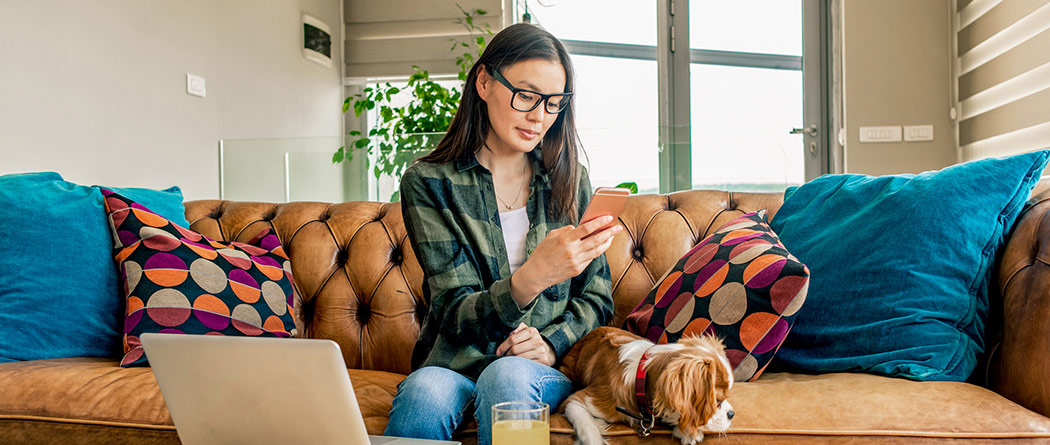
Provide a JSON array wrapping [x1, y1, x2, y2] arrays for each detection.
[[615, 348, 657, 436]]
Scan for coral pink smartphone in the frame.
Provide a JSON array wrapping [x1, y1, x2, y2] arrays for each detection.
[[580, 187, 630, 238]]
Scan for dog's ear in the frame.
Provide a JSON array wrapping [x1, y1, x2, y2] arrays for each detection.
[[651, 354, 718, 438], [695, 357, 720, 424]]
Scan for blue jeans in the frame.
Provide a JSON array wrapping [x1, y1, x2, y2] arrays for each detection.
[[384, 356, 573, 445]]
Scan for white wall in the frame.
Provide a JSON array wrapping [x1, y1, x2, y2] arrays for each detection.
[[0, 0, 343, 201]]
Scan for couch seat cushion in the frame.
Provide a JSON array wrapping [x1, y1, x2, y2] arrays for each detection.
[[0, 358, 173, 428], [454, 372, 1050, 444], [0, 358, 405, 437], [724, 372, 1050, 438]]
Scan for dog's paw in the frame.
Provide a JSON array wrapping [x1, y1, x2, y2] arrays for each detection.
[[572, 430, 608, 445], [673, 426, 703, 444], [565, 400, 608, 445]]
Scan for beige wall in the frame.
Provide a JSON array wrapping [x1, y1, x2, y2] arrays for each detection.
[[841, 0, 957, 175], [0, 0, 343, 201]]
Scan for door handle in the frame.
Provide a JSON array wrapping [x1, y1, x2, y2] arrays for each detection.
[[790, 124, 818, 137]]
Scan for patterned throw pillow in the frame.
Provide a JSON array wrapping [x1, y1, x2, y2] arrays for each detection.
[[624, 210, 809, 382], [102, 188, 298, 367]]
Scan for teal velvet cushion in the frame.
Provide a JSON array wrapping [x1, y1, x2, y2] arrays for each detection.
[[0, 172, 188, 362], [768, 150, 1049, 381]]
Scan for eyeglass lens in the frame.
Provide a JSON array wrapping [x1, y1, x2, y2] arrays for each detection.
[[512, 91, 568, 113]]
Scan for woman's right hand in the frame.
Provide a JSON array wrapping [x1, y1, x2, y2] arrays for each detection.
[[510, 215, 622, 307]]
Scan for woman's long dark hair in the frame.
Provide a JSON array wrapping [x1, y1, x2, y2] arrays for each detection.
[[418, 23, 582, 223]]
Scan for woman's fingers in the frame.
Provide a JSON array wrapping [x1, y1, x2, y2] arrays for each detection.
[[496, 323, 530, 356], [503, 328, 540, 355], [574, 215, 614, 239], [584, 224, 621, 248]]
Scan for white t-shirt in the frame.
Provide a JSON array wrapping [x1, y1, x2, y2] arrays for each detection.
[[499, 206, 530, 274]]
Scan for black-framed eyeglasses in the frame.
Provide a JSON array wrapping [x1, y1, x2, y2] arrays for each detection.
[[490, 69, 573, 114]]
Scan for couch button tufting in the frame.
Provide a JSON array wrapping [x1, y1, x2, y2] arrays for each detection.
[[336, 249, 349, 267], [390, 247, 403, 265], [633, 248, 644, 259], [358, 303, 371, 325]]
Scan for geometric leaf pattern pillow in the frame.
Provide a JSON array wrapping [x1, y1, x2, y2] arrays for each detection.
[[101, 188, 298, 367], [623, 210, 809, 382]]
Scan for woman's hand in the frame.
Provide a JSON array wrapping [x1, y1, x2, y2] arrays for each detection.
[[510, 215, 622, 307], [497, 323, 556, 366]]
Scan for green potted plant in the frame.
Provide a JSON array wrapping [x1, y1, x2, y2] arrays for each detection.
[[333, 6, 493, 201]]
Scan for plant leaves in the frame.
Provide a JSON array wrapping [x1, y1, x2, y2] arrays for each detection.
[[336, 4, 490, 191], [332, 147, 344, 164], [616, 182, 639, 194]]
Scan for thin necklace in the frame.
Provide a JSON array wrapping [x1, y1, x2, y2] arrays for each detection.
[[487, 146, 529, 210]]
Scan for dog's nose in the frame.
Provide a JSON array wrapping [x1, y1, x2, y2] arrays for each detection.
[[727, 410, 735, 420]]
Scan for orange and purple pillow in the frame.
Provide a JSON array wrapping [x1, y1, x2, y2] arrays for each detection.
[[624, 210, 809, 382], [102, 188, 298, 367]]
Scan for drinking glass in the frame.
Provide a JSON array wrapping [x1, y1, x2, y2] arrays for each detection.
[[491, 401, 549, 445]]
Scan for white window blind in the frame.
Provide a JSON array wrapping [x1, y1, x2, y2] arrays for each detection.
[[955, 0, 1050, 160], [344, 0, 508, 80]]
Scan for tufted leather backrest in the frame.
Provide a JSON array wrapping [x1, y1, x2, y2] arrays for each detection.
[[184, 190, 785, 374]]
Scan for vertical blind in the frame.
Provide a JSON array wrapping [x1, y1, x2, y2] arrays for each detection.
[[955, 0, 1050, 161], [344, 0, 507, 80]]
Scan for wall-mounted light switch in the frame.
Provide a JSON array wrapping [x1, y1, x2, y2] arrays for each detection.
[[186, 73, 206, 98], [859, 126, 902, 143], [903, 125, 934, 142]]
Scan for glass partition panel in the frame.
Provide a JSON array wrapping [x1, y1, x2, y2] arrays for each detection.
[[219, 136, 366, 203]]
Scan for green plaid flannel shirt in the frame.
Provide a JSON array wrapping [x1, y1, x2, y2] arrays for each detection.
[[400, 149, 614, 380]]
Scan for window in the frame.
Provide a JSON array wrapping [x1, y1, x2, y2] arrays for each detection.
[[690, 1, 804, 191], [523, 0, 819, 193], [526, 0, 660, 192]]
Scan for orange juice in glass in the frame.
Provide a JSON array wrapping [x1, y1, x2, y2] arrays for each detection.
[[491, 401, 549, 445]]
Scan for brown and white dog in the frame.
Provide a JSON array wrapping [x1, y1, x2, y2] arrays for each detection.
[[558, 327, 734, 445]]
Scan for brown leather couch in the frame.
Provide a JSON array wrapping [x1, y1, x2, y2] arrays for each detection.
[[4, 185, 1050, 444]]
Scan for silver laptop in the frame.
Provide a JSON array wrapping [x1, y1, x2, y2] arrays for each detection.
[[141, 333, 459, 445]]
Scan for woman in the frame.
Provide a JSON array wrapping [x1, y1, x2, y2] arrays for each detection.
[[384, 23, 621, 444]]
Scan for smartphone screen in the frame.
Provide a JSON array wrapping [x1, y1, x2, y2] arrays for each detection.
[[580, 186, 630, 237]]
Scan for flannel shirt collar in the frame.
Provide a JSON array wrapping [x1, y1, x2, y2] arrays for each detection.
[[455, 148, 551, 186]]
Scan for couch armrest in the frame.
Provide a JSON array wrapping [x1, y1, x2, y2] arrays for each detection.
[[991, 183, 1050, 417]]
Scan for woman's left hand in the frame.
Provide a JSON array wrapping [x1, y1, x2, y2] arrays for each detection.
[[496, 323, 556, 366]]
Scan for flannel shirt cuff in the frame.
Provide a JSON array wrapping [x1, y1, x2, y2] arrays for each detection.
[[540, 326, 572, 361], [491, 277, 530, 329]]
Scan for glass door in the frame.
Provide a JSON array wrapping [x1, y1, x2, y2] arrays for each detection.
[[525, 0, 661, 193], [519, 0, 827, 193], [689, 0, 811, 192]]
